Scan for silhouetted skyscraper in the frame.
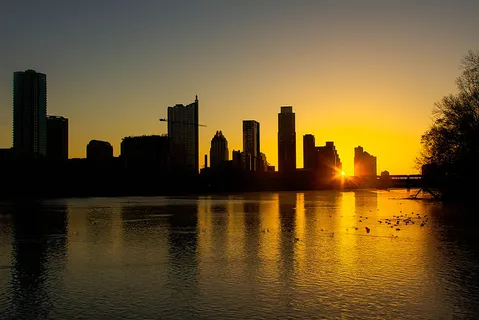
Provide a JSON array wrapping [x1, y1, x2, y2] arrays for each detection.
[[278, 106, 296, 173], [232, 150, 242, 169], [354, 146, 377, 177], [13, 70, 47, 157], [316, 141, 342, 183], [242, 120, 260, 171], [210, 131, 228, 168], [303, 134, 315, 169], [167, 96, 199, 172], [258, 152, 269, 172], [46, 116, 68, 160]]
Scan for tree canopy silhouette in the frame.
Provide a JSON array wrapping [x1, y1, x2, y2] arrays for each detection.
[[419, 50, 479, 198]]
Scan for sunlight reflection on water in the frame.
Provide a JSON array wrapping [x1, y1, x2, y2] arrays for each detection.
[[1, 189, 479, 319]]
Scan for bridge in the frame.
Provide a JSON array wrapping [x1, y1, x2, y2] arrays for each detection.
[[382, 174, 422, 180], [346, 174, 422, 189], [376, 174, 422, 189]]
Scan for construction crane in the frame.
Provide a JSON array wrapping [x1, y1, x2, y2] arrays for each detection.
[[159, 118, 207, 127]]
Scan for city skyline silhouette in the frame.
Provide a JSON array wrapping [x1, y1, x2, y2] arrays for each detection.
[[1, 2, 479, 319], [1, 1, 479, 174]]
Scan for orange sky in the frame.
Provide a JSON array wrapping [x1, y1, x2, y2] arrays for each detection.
[[0, 1, 478, 174]]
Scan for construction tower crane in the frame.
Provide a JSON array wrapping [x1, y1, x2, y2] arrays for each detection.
[[159, 118, 207, 127]]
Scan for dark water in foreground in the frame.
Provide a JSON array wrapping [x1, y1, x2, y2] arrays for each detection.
[[1, 189, 479, 319]]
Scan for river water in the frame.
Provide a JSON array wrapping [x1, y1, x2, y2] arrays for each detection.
[[0, 189, 478, 319]]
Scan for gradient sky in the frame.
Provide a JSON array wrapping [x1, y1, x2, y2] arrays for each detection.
[[1, 0, 478, 174]]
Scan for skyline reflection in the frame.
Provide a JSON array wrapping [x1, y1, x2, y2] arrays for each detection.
[[0, 190, 478, 319], [8, 202, 68, 320]]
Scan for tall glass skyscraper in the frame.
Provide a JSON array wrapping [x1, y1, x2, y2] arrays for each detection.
[[167, 96, 199, 172], [303, 134, 316, 169], [210, 130, 229, 168], [278, 106, 296, 173], [13, 69, 47, 157], [242, 120, 260, 171]]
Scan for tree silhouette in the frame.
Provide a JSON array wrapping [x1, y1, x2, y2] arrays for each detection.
[[418, 50, 479, 199]]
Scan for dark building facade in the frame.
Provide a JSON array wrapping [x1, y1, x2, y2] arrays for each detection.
[[354, 146, 377, 177], [46, 116, 68, 160], [210, 131, 228, 168], [329, 142, 343, 174], [232, 150, 242, 169], [167, 96, 199, 172], [120, 135, 170, 170], [86, 140, 113, 161], [242, 120, 260, 171], [316, 141, 342, 183], [278, 106, 296, 173], [258, 152, 269, 172], [303, 134, 316, 169], [13, 70, 47, 157]]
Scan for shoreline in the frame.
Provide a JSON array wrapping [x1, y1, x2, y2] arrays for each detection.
[[0, 187, 426, 202]]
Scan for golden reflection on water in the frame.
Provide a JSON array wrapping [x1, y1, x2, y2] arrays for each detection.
[[294, 192, 305, 275], [3, 190, 479, 319], [257, 193, 280, 289], [194, 190, 455, 316], [197, 198, 212, 258]]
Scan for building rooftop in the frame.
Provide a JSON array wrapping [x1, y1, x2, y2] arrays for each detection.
[[47, 115, 68, 120]]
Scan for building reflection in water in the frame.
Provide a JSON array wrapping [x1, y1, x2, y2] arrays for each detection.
[[303, 191, 321, 249], [9, 201, 68, 320], [276, 192, 298, 312], [0, 192, 475, 318], [207, 195, 229, 261], [164, 198, 199, 317], [300, 190, 342, 313], [121, 203, 170, 244], [118, 199, 199, 317], [243, 193, 261, 264], [196, 195, 226, 316], [354, 189, 378, 216], [165, 199, 198, 262], [240, 193, 262, 302]]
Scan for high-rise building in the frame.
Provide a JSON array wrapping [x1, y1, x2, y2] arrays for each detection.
[[354, 146, 377, 177], [316, 141, 342, 182], [86, 140, 113, 161], [210, 130, 228, 168], [327, 141, 342, 174], [258, 152, 269, 172], [278, 106, 296, 173], [167, 96, 199, 172], [303, 134, 316, 169], [354, 146, 363, 176], [13, 69, 47, 157], [242, 120, 260, 171], [232, 150, 242, 169], [47, 116, 68, 160]]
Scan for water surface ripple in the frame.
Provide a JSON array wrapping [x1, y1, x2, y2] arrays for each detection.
[[1, 189, 479, 319]]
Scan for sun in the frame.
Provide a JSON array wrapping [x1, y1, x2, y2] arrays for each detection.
[[341, 171, 345, 176]]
